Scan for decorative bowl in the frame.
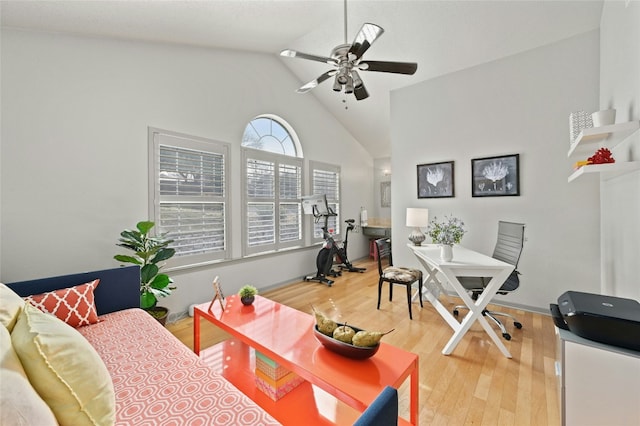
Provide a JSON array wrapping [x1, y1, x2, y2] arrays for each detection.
[[313, 324, 380, 360]]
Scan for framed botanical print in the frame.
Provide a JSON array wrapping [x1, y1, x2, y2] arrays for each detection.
[[471, 154, 520, 197], [417, 161, 455, 198]]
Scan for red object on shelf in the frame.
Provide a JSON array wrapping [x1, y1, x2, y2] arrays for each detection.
[[587, 148, 615, 164]]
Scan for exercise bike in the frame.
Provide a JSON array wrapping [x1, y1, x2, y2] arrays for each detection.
[[335, 219, 366, 273], [303, 201, 365, 286]]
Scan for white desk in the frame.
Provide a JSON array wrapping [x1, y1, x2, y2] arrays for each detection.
[[407, 244, 514, 358]]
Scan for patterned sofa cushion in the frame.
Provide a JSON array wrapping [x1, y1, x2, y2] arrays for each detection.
[[24, 279, 100, 328], [78, 308, 280, 426]]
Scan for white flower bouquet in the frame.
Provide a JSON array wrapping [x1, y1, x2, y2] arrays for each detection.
[[427, 216, 466, 245]]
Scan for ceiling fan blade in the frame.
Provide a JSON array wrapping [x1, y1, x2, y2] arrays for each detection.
[[280, 49, 337, 66], [354, 82, 369, 101], [296, 70, 336, 93], [359, 60, 418, 75], [348, 23, 384, 60]]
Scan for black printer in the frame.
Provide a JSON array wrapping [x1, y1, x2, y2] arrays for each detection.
[[550, 290, 640, 352]]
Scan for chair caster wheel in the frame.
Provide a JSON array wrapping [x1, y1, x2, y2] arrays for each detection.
[[514, 322, 522, 329], [453, 310, 459, 316], [502, 333, 511, 340]]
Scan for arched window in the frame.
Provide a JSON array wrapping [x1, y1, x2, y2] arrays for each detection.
[[241, 115, 304, 255], [242, 115, 302, 157]]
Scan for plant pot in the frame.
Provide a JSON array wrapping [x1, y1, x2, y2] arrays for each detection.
[[146, 306, 169, 326], [591, 109, 616, 127], [440, 245, 453, 262], [241, 296, 255, 306]]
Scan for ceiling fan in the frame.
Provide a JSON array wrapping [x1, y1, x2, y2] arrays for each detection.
[[279, 0, 418, 101]]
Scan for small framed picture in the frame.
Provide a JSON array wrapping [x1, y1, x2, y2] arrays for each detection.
[[207, 276, 226, 312], [471, 154, 520, 197], [417, 161, 455, 198], [380, 181, 391, 207]]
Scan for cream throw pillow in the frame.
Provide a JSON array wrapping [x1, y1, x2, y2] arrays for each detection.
[[11, 304, 115, 426], [0, 325, 58, 426], [0, 283, 26, 332]]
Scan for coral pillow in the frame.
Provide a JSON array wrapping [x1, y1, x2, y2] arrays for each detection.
[[24, 279, 100, 328], [11, 303, 115, 426]]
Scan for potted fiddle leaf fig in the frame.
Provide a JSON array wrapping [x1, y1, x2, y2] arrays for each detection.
[[114, 221, 176, 325]]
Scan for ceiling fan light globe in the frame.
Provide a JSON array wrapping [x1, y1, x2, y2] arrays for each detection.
[[344, 76, 354, 94], [351, 70, 363, 88], [332, 78, 342, 92]]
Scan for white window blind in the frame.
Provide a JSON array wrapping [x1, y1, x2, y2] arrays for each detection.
[[150, 129, 229, 266], [310, 162, 341, 241], [244, 150, 302, 255]]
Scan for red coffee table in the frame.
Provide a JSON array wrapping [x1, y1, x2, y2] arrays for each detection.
[[194, 295, 419, 425]]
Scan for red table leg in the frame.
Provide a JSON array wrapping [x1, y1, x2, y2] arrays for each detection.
[[194, 310, 201, 355]]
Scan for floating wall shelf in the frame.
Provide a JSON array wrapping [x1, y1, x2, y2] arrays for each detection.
[[567, 120, 640, 182], [568, 120, 639, 158], [568, 161, 640, 183]]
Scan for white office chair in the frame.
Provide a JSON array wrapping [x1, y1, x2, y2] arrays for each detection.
[[452, 221, 525, 340]]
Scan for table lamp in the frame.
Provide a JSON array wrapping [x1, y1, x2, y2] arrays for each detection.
[[406, 208, 429, 246]]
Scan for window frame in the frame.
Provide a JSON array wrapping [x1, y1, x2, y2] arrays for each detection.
[[240, 115, 305, 257], [242, 147, 304, 256], [148, 127, 230, 268], [308, 161, 342, 245]]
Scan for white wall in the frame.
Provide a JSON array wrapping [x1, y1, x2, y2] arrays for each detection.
[[599, 0, 640, 300], [390, 30, 602, 312], [0, 29, 374, 317]]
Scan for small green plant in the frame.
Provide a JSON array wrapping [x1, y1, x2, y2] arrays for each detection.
[[114, 221, 176, 309], [238, 285, 258, 299]]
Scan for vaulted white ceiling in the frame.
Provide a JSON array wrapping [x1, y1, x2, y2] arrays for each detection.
[[1, 0, 604, 158]]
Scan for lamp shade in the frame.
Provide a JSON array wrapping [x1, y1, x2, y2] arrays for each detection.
[[406, 208, 429, 228]]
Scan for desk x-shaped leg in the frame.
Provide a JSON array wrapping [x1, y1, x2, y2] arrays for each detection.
[[413, 256, 513, 358], [438, 267, 512, 357], [411, 263, 452, 305]]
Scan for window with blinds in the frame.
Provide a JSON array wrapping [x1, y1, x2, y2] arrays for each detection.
[[244, 152, 302, 254], [242, 115, 303, 256], [310, 162, 341, 241], [149, 129, 229, 266]]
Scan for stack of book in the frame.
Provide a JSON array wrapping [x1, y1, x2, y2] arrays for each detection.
[[254, 351, 305, 401]]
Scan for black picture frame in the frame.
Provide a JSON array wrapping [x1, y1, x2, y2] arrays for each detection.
[[417, 161, 455, 198], [471, 154, 520, 197]]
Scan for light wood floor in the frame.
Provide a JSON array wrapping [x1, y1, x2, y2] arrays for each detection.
[[167, 258, 560, 426]]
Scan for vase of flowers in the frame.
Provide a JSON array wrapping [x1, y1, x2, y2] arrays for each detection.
[[427, 216, 466, 261]]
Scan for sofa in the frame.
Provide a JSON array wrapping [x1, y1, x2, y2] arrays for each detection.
[[1, 266, 280, 426]]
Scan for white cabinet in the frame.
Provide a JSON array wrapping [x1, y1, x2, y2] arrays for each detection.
[[567, 120, 640, 182], [555, 328, 640, 426]]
